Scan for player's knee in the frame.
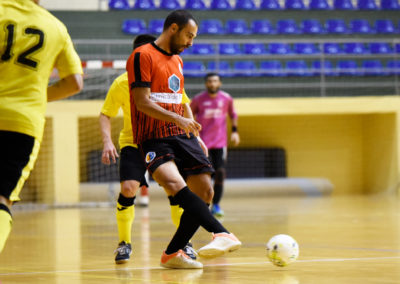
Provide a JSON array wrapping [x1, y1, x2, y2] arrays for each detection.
[[121, 181, 140, 198], [215, 168, 226, 184]]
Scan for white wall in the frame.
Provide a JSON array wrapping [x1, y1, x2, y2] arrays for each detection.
[[39, 0, 108, 10]]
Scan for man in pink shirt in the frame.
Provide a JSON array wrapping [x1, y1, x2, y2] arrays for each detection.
[[191, 73, 240, 217]]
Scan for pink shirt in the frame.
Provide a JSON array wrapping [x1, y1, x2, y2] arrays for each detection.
[[191, 90, 238, 149]]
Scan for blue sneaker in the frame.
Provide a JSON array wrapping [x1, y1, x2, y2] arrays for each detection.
[[211, 204, 224, 217]]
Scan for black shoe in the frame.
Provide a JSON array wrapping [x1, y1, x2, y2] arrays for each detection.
[[183, 242, 198, 260], [114, 241, 132, 264]]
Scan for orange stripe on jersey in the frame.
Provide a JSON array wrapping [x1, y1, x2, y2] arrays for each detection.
[[127, 42, 186, 144]]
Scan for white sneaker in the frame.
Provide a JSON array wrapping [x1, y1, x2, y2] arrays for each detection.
[[137, 195, 149, 207], [197, 232, 241, 258], [160, 250, 203, 269]]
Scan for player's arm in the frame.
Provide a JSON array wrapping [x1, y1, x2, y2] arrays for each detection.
[[47, 74, 83, 102], [134, 87, 201, 137], [99, 113, 119, 165], [229, 99, 240, 147]]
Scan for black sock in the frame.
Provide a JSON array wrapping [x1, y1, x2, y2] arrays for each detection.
[[174, 186, 228, 234], [117, 193, 135, 206], [212, 184, 223, 205], [165, 210, 200, 254]]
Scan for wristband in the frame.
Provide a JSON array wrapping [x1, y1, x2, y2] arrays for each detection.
[[231, 126, 238, 132]]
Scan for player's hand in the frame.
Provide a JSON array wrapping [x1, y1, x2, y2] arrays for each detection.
[[175, 116, 202, 138], [231, 132, 240, 147], [197, 136, 208, 157], [101, 141, 119, 165]]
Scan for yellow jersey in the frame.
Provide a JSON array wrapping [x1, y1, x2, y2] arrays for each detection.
[[101, 72, 190, 149], [0, 0, 83, 141]]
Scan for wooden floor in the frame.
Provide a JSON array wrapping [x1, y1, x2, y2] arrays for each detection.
[[1, 194, 400, 283]]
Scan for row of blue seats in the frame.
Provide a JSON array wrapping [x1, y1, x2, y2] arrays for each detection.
[[172, 42, 400, 55], [110, 0, 400, 10], [183, 60, 400, 77], [122, 18, 400, 35]]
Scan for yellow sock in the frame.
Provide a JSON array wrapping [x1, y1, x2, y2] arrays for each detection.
[[0, 208, 13, 253], [170, 204, 184, 229], [116, 202, 135, 244]]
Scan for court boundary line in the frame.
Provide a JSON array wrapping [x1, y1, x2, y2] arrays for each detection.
[[1, 256, 400, 276]]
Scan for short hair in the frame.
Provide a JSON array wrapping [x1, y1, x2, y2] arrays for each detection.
[[204, 72, 220, 81], [133, 34, 156, 50], [163, 9, 198, 32]]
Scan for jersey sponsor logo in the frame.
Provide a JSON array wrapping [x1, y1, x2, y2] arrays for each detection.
[[145, 151, 156, 163], [117, 206, 128, 211], [204, 108, 223, 118], [168, 74, 180, 93], [150, 92, 182, 104]]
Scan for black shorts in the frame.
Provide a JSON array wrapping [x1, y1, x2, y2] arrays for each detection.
[[0, 130, 39, 202], [119, 146, 147, 186], [208, 148, 227, 170], [141, 134, 214, 178]]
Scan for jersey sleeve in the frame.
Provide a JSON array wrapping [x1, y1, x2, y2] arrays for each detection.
[[127, 51, 152, 89], [182, 88, 190, 104], [54, 32, 83, 79], [101, 78, 123, 117]]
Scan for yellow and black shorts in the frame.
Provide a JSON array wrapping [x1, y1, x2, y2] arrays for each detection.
[[0, 130, 40, 202]]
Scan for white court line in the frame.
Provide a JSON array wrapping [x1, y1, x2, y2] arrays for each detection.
[[1, 256, 400, 277]]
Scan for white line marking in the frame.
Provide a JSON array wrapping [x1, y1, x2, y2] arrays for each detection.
[[1, 256, 400, 276]]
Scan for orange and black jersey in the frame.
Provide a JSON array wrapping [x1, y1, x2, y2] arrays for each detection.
[[126, 42, 186, 144]]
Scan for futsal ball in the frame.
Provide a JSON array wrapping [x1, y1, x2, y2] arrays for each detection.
[[266, 234, 299, 267]]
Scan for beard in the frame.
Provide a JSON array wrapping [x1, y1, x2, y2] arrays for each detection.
[[207, 86, 220, 94], [170, 33, 187, 54]]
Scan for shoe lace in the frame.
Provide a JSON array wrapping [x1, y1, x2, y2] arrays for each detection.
[[115, 243, 130, 255], [177, 249, 190, 259]]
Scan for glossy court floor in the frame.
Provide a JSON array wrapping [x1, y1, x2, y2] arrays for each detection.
[[1, 193, 400, 283]]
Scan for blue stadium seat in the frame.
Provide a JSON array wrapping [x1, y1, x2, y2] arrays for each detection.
[[133, 0, 156, 10], [219, 43, 242, 55], [185, 0, 207, 10], [343, 42, 369, 54], [234, 61, 257, 76], [286, 60, 312, 76], [369, 42, 393, 54], [381, 0, 400, 9], [362, 60, 386, 76], [226, 19, 251, 34], [235, 0, 257, 9], [333, 0, 355, 9], [260, 0, 282, 9], [396, 43, 400, 53], [260, 61, 285, 76], [312, 60, 336, 76], [208, 61, 232, 77], [350, 19, 374, 34], [160, 0, 181, 9], [387, 60, 400, 75], [149, 19, 164, 34], [277, 19, 300, 34], [323, 43, 342, 54], [180, 47, 192, 56], [309, 0, 331, 9], [375, 19, 397, 34], [192, 43, 216, 55], [269, 43, 292, 54], [326, 19, 348, 34], [183, 61, 206, 77], [357, 0, 378, 9], [210, 0, 233, 9], [109, 0, 130, 10], [251, 19, 275, 34], [243, 43, 268, 54], [301, 19, 325, 34], [199, 19, 225, 35], [293, 43, 320, 54], [337, 60, 362, 76], [285, 0, 306, 9], [122, 19, 147, 35]]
